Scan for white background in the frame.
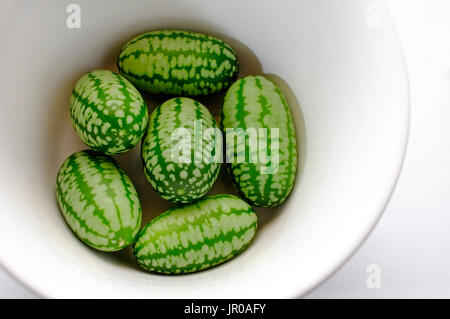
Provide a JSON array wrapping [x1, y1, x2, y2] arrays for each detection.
[[1, 0, 449, 298]]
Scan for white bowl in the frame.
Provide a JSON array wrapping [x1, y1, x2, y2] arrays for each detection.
[[0, 0, 409, 298]]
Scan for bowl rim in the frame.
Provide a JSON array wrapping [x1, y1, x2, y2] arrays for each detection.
[[299, 2, 411, 298]]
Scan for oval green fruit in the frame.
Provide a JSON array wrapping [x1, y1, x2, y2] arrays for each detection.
[[70, 69, 148, 155], [220, 75, 298, 207], [133, 194, 257, 274], [118, 29, 239, 96], [56, 150, 142, 252], [142, 97, 222, 203]]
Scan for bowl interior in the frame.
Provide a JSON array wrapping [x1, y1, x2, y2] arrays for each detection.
[[0, 0, 409, 298]]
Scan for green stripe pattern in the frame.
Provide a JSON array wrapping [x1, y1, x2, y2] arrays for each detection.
[[70, 69, 148, 155], [118, 30, 239, 96], [142, 97, 222, 203], [56, 150, 142, 252], [133, 194, 257, 274], [220, 75, 298, 207]]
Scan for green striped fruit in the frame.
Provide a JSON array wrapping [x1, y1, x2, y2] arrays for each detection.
[[117, 29, 239, 96], [133, 194, 257, 274], [70, 69, 148, 155], [220, 75, 298, 207], [142, 97, 222, 203], [56, 150, 142, 252]]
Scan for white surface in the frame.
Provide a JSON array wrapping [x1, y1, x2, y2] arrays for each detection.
[[0, 0, 410, 298]]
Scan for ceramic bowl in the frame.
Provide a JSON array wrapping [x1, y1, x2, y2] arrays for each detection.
[[0, 0, 409, 298]]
